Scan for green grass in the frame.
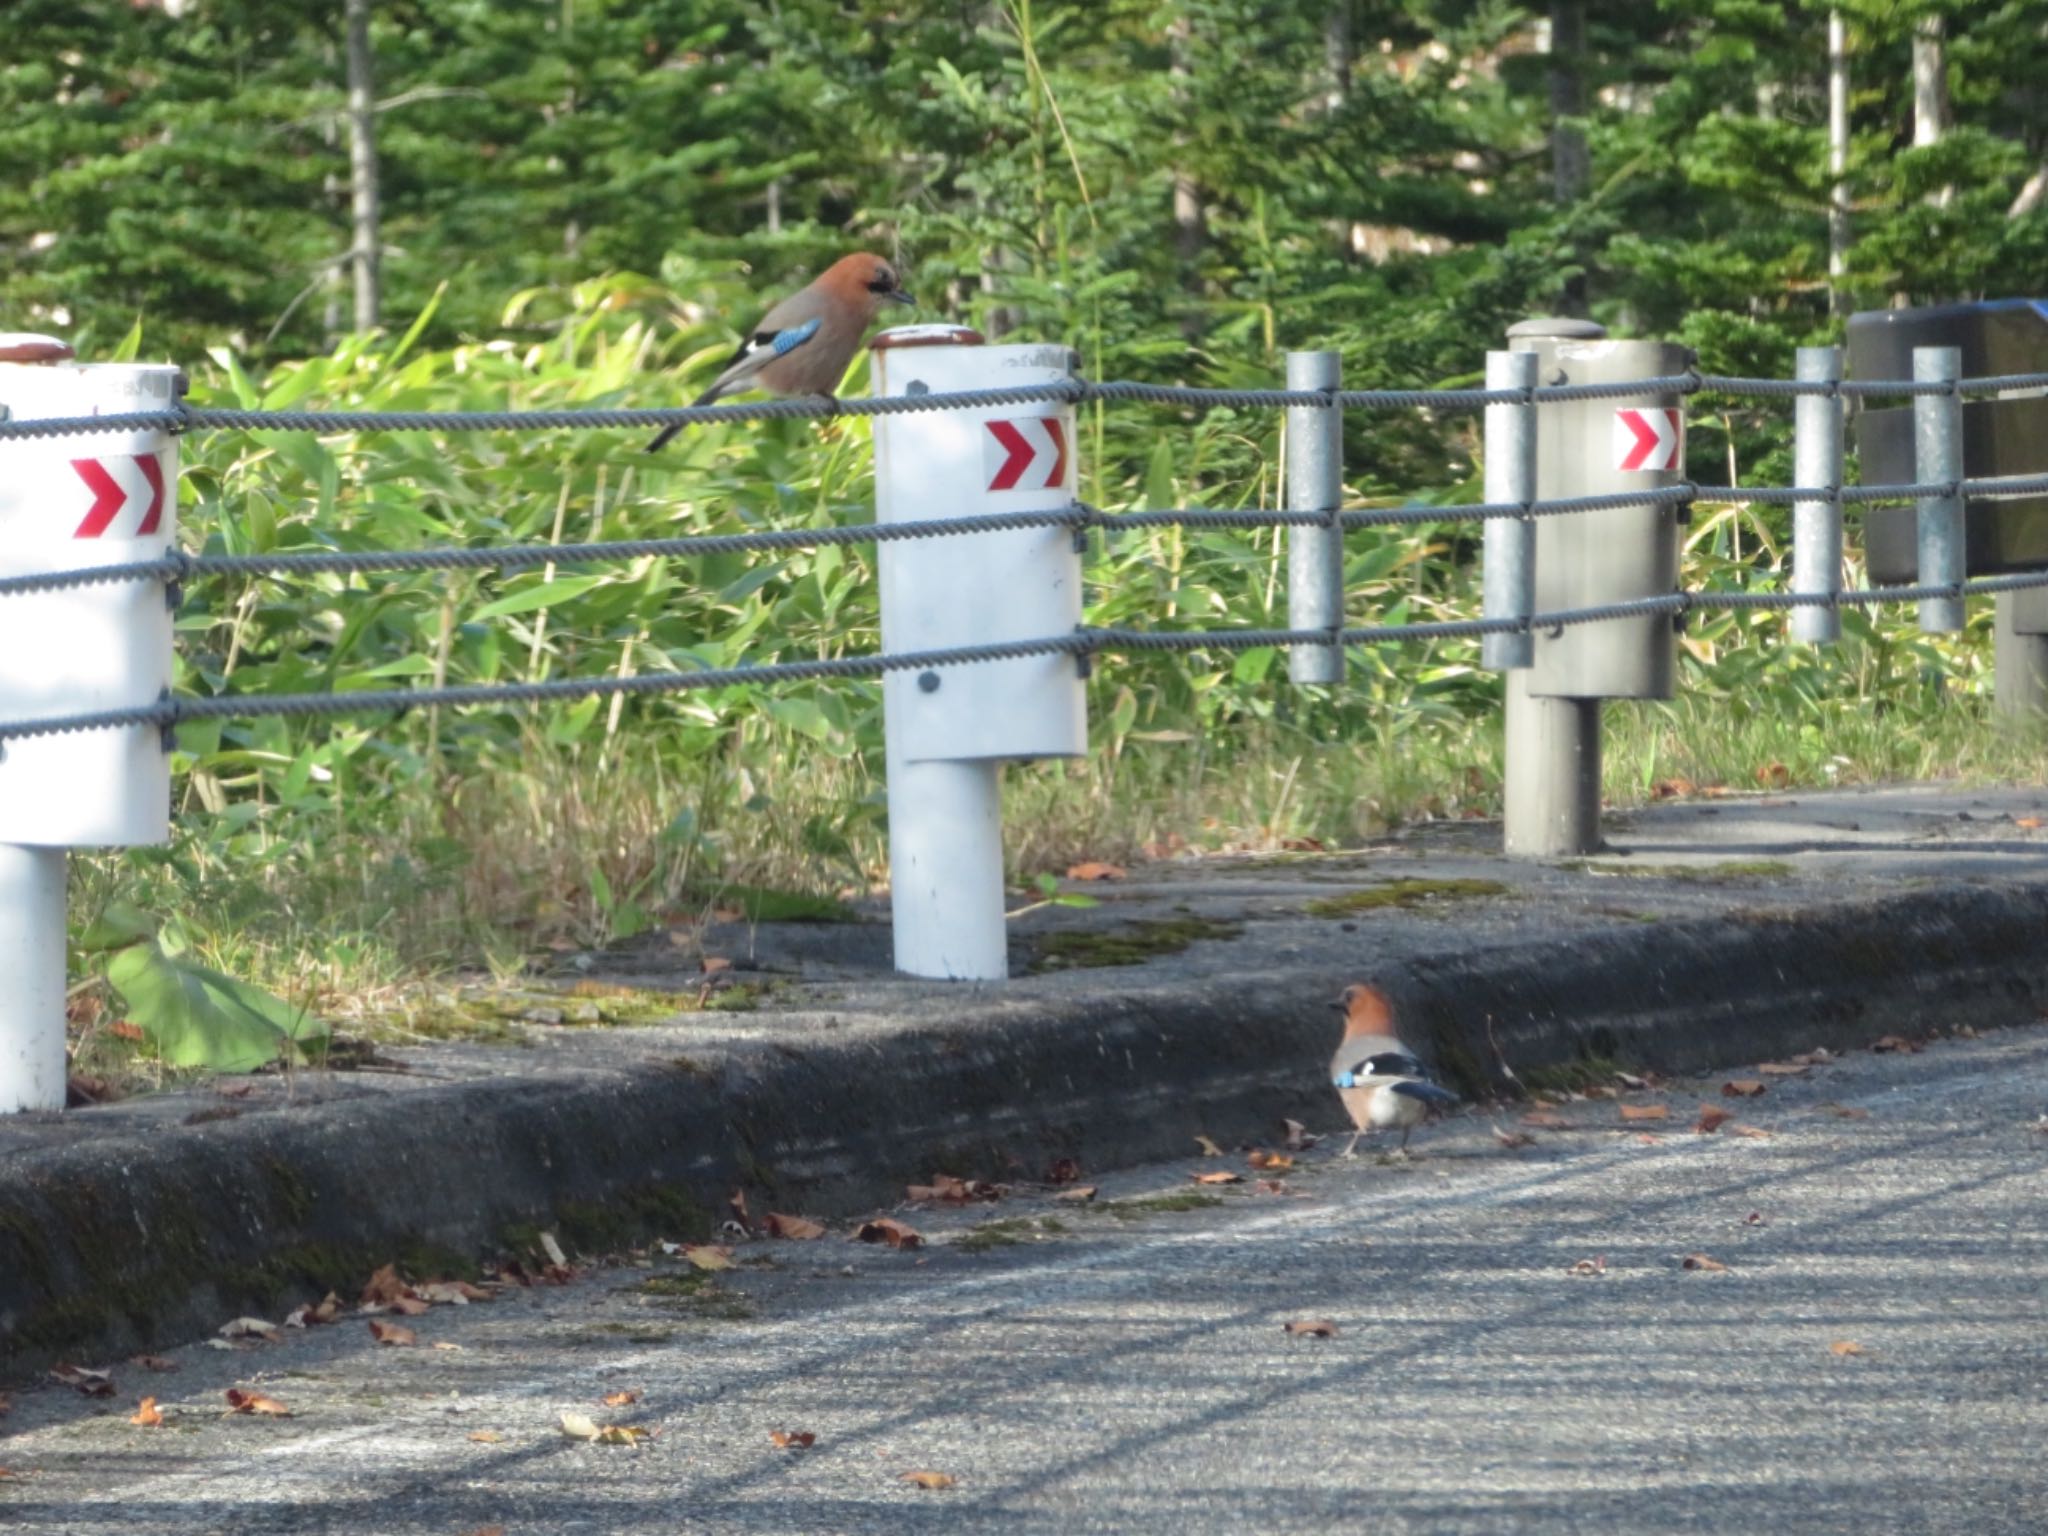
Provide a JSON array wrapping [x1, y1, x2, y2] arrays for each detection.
[[1303, 878, 1510, 917]]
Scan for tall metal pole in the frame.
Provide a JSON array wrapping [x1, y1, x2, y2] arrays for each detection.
[[1285, 350, 1344, 685], [1791, 346, 1844, 644], [1482, 350, 1538, 670], [0, 844, 66, 1113], [1913, 346, 1965, 634]]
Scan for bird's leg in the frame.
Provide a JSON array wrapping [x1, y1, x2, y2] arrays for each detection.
[[1340, 1129, 1364, 1159]]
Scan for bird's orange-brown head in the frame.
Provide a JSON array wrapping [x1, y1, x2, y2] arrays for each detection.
[[1334, 982, 1398, 1040], [818, 252, 914, 319]]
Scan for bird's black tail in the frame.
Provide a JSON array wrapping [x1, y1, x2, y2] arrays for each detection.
[[644, 381, 726, 453]]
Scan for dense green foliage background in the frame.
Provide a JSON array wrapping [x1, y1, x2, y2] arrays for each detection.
[[6, 1, 2048, 987]]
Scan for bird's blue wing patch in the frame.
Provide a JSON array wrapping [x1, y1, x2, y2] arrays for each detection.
[[768, 317, 822, 357], [1388, 1080, 1458, 1106], [1333, 1070, 1356, 1089]]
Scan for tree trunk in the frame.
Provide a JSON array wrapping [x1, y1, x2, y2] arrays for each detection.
[[1168, 12, 1204, 341], [1547, 0, 1590, 316], [1913, 12, 1952, 208], [1828, 9, 1851, 314], [344, 0, 380, 332]]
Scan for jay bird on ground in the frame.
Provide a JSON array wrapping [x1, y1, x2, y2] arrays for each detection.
[[646, 252, 914, 451], [1330, 982, 1459, 1156]]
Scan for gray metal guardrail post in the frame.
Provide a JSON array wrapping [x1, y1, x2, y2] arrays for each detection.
[[1285, 351, 1344, 685], [1914, 345, 1966, 635], [1482, 350, 1538, 670], [1791, 346, 1844, 644], [1503, 318, 1684, 859]]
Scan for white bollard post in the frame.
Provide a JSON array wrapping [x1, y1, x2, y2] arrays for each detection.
[[1791, 346, 1845, 644], [869, 326, 1087, 980], [0, 333, 181, 1111]]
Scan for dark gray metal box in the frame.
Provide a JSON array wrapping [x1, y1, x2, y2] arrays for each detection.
[[1852, 301, 2048, 619]]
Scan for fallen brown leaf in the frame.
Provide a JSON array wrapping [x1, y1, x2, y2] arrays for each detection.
[[286, 1293, 345, 1328], [1650, 777, 1695, 799], [1247, 1151, 1295, 1171], [1044, 1157, 1083, 1184], [1567, 1256, 1607, 1277], [763, 1212, 827, 1240], [218, 1317, 283, 1344], [1723, 1080, 1767, 1098], [129, 1397, 164, 1427], [1754, 761, 1791, 788], [1744, 1211, 1767, 1225], [901, 1471, 957, 1491], [418, 1280, 492, 1305], [49, 1364, 114, 1398], [1193, 1135, 1225, 1157], [129, 1355, 178, 1372], [431, 1342, 464, 1352], [360, 1264, 417, 1307], [1054, 1184, 1099, 1204], [1789, 1049, 1836, 1066], [1619, 1103, 1669, 1123], [1757, 1063, 1809, 1077], [1190, 1170, 1244, 1185], [1728, 1124, 1774, 1139], [368, 1319, 417, 1347], [2017, 816, 2043, 831], [680, 1245, 735, 1272], [907, 1174, 1002, 1204], [1830, 1340, 1868, 1357], [388, 1296, 431, 1317], [1064, 861, 1126, 881], [1681, 1253, 1729, 1272], [559, 1412, 603, 1441], [1282, 1119, 1319, 1151], [1520, 1111, 1574, 1129], [1871, 1034, 1921, 1054], [1695, 1106, 1734, 1134], [601, 1391, 642, 1409], [1492, 1125, 1537, 1149], [769, 1429, 816, 1449], [467, 1430, 507, 1444], [1634, 1133, 1662, 1145], [852, 1217, 924, 1250], [1282, 1319, 1339, 1338], [224, 1388, 291, 1416]]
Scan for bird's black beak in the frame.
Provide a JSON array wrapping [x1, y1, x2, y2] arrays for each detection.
[[886, 287, 915, 307]]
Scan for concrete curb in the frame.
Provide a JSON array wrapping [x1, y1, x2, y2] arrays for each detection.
[[4, 878, 2045, 1375]]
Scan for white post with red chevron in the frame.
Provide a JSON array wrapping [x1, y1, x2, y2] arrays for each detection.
[[0, 335, 180, 1112], [869, 326, 1087, 980]]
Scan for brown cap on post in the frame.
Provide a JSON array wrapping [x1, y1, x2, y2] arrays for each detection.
[[0, 333, 76, 364]]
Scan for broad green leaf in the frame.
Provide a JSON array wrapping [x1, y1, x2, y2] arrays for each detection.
[[108, 942, 328, 1072], [470, 574, 611, 621]]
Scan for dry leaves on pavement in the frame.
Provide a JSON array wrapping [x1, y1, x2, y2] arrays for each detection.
[[1492, 1125, 1537, 1149], [218, 1317, 283, 1344], [223, 1388, 291, 1416], [852, 1217, 924, 1250], [1830, 1340, 1869, 1357], [769, 1430, 816, 1449], [129, 1355, 178, 1372], [1619, 1103, 1669, 1123], [1055, 1185, 1099, 1204], [1064, 861, 1126, 881], [1190, 1170, 1243, 1185], [1246, 1151, 1294, 1171], [603, 1390, 642, 1408], [906, 1174, 1003, 1204], [763, 1212, 827, 1240], [559, 1412, 654, 1446], [49, 1364, 114, 1398], [1567, 1256, 1607, 1277], [1680, 1254, 1729, 1272], [901, 1471, 957, 1490], [129, 1398, 164, 1427], [1193, 1135, 1225, 1157], [285, 1294, 344, 1327], [1282, 1320, 1339, 1338], [1695, 1106, 1734, 1134], [1723, 1080, 1767, 1098], [367, 1319, 417, 1347]]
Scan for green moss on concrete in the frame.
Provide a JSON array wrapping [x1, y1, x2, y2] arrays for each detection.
[[1520, 1055, 1626, 1096], [635, 1270, 755, 1320], [685, 884, 859, 923], [1032, 916, 1243, 971], [954, 1215, 1069, 1253], [551, 1183, 713, 1257], [1303, 879, 1509, 917], [1086, 1192, 1227, 1221], [1561, 859, 1795, 883]]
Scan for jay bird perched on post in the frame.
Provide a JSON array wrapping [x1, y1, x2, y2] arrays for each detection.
[[646, 253, 914, 451], [1330, 982, 1459, 1157]]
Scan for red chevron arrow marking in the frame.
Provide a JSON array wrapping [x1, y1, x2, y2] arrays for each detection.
[[986, 419, 1033, 490], [1614, 408, 1679, 472], [68, 453, 166, 537], [1043, 418, 1067, 489], [71, 457, 126, 537], [135, 452, 166, 535]]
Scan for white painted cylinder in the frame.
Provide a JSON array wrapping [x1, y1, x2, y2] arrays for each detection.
[[869, 326, 1087, 981], [0, 355, 180, 846], [0, 844, 68, 1113]]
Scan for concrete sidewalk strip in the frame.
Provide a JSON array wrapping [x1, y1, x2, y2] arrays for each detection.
[[4, 784, 2047, 1374]]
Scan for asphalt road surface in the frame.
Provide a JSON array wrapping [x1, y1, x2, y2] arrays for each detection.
[[5, 1023, 2046, 1535]]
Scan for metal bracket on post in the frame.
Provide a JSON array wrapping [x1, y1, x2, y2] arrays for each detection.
[[869, 325, 1086, 982], [1791, 346, 1845, 644], [1913, 345, 1965, 634], [1285, 351, 1344, 684], [1482, 350, 1538, 670]]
